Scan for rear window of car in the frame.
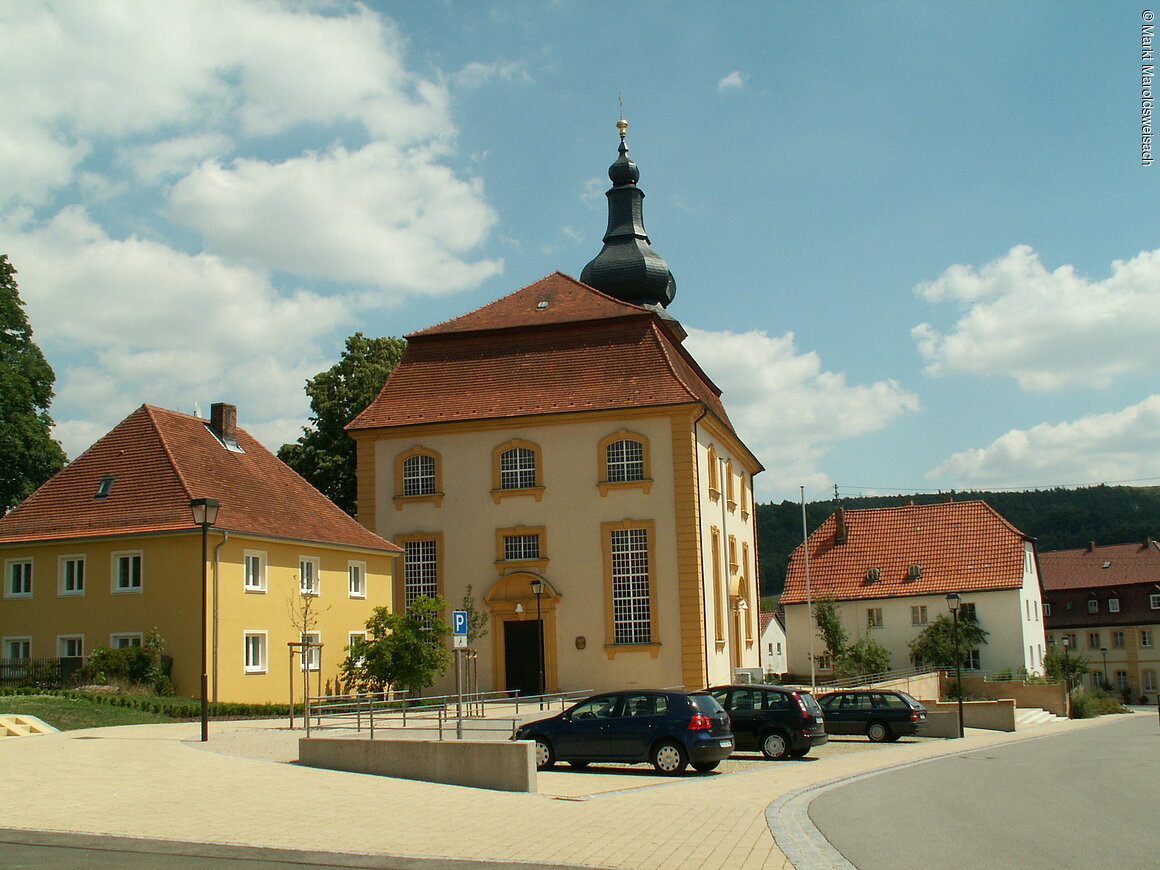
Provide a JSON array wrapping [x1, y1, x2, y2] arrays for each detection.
[[797, 691, 824, 716], [880, 694, 909, 709], [690, 693, 724, 714], [897, 692, 921, 707]]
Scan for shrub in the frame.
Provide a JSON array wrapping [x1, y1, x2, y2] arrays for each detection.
[[1070, 686, 1129, 718]]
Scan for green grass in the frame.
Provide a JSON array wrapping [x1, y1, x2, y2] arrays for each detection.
[[0, 693, 178, 730]]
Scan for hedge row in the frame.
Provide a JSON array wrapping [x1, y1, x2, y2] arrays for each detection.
[[0, 687, 299, 719]]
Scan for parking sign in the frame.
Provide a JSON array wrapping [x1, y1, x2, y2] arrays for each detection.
[[452, 610, 468, 636]]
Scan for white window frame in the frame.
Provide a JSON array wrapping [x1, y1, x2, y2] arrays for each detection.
[[1150, 593, 1160, 610], [1144, 670, 1158, 692], [348, 631, 367, 665], [403, 540, 438, 608], [1142, 630, 1153, 648], [402, 453, 436, 496], [1087, 598, 1099, 613], [244, 631, 267, 674], [1043, 602, 1052, 616], [57, 635, 84, 658], [499, 447, 536, 490], [911, 605, 928, 626], [610, 526, 652, 645], [867, 607, 883, 629], [299, 556, 320, 596], [3, 637, 31, 659], [301, 631, 321, 671], [1088, 632, 1100, 649], [243, 551, 267, 592], [1112, 631, 1126, 649], [965, 649, 981, 670], [1108, 597, 1121, 613], [59, 555, 85, 596], [5, 558, 33, 599], [111, 551, 143, 593], [348, 561, 366, 598], [503, 534, 540, 561], [605, 438, 645, 483], [110, 632, 143, 649]]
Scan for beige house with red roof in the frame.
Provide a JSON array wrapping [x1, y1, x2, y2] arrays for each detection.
[[1040, 539, 1160, 702], [348, 126, 762, 696], [0, 403, 400, 703], [781, 501, 1046, 679]]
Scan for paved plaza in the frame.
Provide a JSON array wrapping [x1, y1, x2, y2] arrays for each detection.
[[0, 710, 1128, 869]]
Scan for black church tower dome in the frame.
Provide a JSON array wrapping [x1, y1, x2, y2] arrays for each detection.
[[580, 118, 677, 308]]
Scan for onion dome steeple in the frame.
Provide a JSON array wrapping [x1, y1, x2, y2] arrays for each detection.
[[580, 118, 677, 308]]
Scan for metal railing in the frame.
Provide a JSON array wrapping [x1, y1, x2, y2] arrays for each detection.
[[301, 688, 591, 739]]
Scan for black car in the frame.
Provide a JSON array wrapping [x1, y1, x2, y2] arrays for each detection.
[[708, 684, 828, 760], [816, 690, 928, 742], [513, 689, 734, 774]]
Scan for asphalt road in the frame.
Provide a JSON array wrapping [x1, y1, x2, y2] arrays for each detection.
[[809, 712, 1160, 870]]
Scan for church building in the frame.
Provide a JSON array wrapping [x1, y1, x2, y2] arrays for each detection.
[[348, 121, 762, 695]]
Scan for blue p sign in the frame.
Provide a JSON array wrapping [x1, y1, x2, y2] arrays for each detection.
[[452, 610, 468, 635]]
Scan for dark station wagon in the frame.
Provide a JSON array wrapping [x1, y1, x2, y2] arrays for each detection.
[[816, 690, 929, 742], [709, 684, 828, 759], [513, 689, 734, 774]]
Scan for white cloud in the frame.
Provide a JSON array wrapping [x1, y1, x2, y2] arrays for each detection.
[[170, 142, 502, 295], [452, 60, 531, 88], [0, 0, 505, 459], [718, 71, 749, 91], [8, 207, 348, 458], [684, 327, 920, 499], [913, 245, 1160, 391], [928, 394, 1160, 488]]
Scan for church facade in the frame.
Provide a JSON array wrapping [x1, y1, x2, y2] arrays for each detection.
[[348, 123, 762, 695]]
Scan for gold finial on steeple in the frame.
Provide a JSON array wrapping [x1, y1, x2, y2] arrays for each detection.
[[617, 93, 627, 139]]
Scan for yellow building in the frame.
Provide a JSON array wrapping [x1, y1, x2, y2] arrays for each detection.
[[0, 403, 399, 703], [348, 126, 762, 697]]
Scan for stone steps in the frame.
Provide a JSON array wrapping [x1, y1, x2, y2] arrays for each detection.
[[1015, 707, 1066, 728], [0, 715, 58, 737]]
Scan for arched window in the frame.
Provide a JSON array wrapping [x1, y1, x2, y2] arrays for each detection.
[[597, 430, 652, 495], [491, 439, 543, 502], [707, 445, 720, 501], [393, 447, 443, 508]]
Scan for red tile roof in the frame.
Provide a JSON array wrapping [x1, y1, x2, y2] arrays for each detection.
[[0, 405, 400, 552], [348, 272, 737, 433], [780, 501, 1030, 605], [1039, 540, 1160, 591]]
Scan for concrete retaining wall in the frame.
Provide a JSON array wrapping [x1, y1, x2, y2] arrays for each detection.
[[926, 699, 1017, 732], [959, 675, 1068, 717], [299, 737, 536, 793]]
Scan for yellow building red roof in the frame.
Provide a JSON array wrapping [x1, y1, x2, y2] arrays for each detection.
[[0, 404, 400, 552], [348, 272, 736, 432], [1039, 539, 1160, 591], [780, 500, 1030, 605]]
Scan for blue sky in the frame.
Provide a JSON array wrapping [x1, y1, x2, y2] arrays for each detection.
[[2, 1, 1157, 503]]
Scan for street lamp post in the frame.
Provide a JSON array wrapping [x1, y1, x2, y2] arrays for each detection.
[[190, 497, 221, 743], [946, 592, 964, 738], [1101, 647, 1109, 689], [530, 578, 545, 699], [1062, 634, 1072, 717]]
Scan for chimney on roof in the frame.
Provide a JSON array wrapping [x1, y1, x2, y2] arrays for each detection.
[[210, 403, 239, 450], [834, 507, 848, 545], [1086, 541, 1096, 553], [1143, 538, 1156, 550]]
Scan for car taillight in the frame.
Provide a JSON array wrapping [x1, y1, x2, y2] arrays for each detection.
[[792, 692, 810, 716], [910, 711, 919, 722], [688, 713, 713, 730]]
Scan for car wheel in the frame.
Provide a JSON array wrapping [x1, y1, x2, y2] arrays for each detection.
[[568, 760, 590, 769], [760, 730, 791, 760], [651, 740, 689, 775], [867, 722, 891, 743], [789, 747, 810, 758], [692, 760, 720, 772], [533, 737, 555, 769]]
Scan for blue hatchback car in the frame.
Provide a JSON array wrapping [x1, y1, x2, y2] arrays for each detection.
[[513, 689, 734, 774]]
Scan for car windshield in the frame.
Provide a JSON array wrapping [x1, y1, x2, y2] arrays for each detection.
[[569, 695, 619, 719]]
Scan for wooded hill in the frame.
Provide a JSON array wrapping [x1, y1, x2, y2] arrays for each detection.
[[755, 485, 1160, 596]]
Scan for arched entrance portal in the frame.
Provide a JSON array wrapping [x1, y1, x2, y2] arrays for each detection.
[[485, 573, 559, 698]]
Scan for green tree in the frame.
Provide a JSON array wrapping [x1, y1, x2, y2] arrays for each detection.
[[278, 333, 406, 515], [841, 635, 892, 676], [907, 613, 989, 670], [0, 254, 66, 513], [342, 596, 451, 696], [1043, 646, 1089, 687], [812, 597, 848, 668]]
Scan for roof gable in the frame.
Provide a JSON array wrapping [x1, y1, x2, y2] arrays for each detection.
[[409, 272, 649, 337], [0, 405, 399, 552], [349, 273, 739, 435], [781, 501, 1029, 604]]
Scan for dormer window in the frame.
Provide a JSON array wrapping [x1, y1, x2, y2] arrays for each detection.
[[865, 567, 880, 583], [1108, 597, 1120, 613], [907, 564, 922, 580], [1087, 598, 1099, 613], [94, 476, 115, 499]]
